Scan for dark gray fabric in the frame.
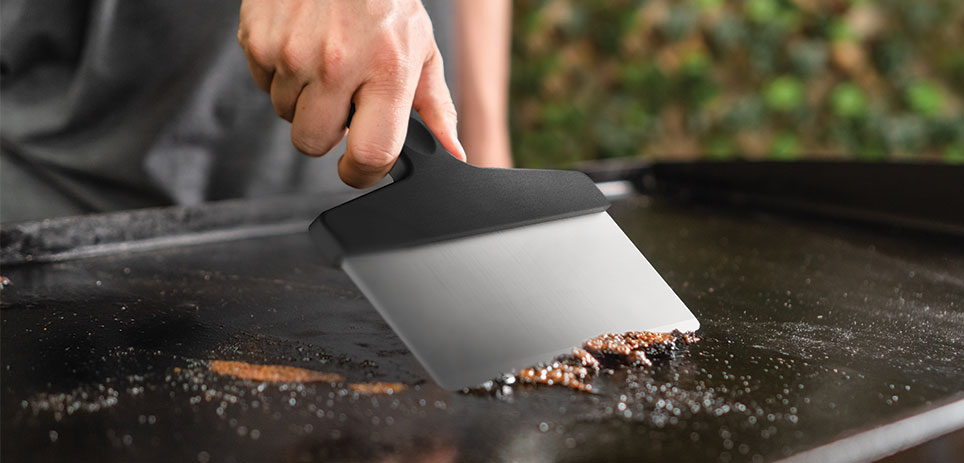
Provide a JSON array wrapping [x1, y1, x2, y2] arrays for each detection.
[[1, 0, 453, 223], [423, 0, 456, 101]]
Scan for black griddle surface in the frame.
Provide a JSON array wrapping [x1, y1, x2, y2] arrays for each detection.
[[2, 196, 963, 462]]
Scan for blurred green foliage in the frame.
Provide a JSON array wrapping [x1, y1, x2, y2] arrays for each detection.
[[509, 0, 964, 167]]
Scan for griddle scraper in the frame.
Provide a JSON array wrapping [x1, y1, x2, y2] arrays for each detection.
[[310, 113, 698, 390]]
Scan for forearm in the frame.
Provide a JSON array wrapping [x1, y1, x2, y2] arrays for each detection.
[[455, 0, 512, 168]]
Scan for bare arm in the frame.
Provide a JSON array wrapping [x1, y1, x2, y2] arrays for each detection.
[[455, 0, 513, 168]]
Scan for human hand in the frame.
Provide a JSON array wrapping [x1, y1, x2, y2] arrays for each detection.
[[238, 0, 466, 188]]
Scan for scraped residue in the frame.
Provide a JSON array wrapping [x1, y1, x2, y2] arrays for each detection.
[[349, 382, 407, 395], [517, 347, 600, 392], [207, 360, 408, 395], [209, 360, 343, 383], [583, 330, 700, 367], [476, 330, 699, 394]]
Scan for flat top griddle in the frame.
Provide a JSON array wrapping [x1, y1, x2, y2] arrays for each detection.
[[2, 180, 963, 462]]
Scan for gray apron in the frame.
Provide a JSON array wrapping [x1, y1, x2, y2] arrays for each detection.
[[0, 0, 454, 222]]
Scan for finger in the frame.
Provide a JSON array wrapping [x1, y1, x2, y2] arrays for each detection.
[[268, 9, 320, 122], [238, 1, 282, 94], [339, 77, 418, 188], [289, 82, 351, 157], [412, 48, 466, 161], [245, 55, 274, 93], [269, 70, 307, 122]]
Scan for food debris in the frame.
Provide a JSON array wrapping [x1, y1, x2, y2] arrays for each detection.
[[0, 275, 10, 289], [209, 360, 409, 394], [349, 382, 407, 395], [477, 330, 699, 395], [209, 360, 343, 383], [519, 361, 594, 392], [583, 330, 700, 367], [570, 347, 602, 374]]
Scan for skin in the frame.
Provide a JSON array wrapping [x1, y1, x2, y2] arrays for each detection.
[[456, 0, 513, 168], [238, 0, 466, 188]]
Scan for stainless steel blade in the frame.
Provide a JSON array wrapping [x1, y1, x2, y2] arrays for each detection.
[[342, 211, 699, 390]]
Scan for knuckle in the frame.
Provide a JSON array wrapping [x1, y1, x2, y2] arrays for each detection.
[[438, 100, 458, 121], [373, 26, 400, 47], [376, 49, 408, 73], [349, 142, 397, 172], [244, 38, 273, 67], [319, 46, 346, 83], [414, 88, 457, 122], [237, 20, 269, 60], [426, 45, 444, 66], [237, 16, 254, 43], [371, 53, 411, 89], [372, 32, 409, 67], [280, 40, 309, 74], [291, 131, 330, 157]]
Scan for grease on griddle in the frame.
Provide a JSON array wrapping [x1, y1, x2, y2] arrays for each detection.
[[476, 330, 699, 395], [209, 360, 343, 383]]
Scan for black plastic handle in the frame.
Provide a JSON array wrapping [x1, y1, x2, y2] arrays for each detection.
[[309, 107, 610, 266]]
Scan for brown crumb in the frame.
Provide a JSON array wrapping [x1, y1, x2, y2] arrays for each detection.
[[583, 330, 699, 367], [349, 382, 407, 395], [209, 360, 343, 383], [569, 347, 601, 374], [475, 330, 699, 395], [518, 362, 594, 392]]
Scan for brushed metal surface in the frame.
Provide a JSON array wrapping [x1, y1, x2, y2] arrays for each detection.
[[342, 212, 699, 390]]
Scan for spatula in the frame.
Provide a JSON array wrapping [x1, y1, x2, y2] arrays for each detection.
[[310, 111, 699, 390]]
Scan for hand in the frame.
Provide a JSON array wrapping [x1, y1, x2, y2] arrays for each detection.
[[238, 0, 466, 188]]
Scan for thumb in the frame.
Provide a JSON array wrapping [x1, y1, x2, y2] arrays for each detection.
[[412, 49, 467, 162]]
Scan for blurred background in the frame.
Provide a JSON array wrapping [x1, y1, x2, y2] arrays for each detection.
[[507, 0, 964, 168]]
